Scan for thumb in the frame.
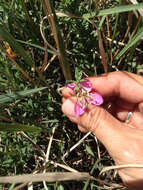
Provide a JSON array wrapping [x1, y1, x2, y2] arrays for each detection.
[[62, 98, 126, 150]]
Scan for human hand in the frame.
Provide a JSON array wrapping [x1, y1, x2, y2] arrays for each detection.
[[62, 71, 143, 189]]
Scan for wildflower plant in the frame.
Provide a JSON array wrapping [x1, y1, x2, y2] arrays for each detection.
[[67, 78, 103, 116]]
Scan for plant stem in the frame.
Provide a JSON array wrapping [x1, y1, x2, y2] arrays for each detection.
[[42, 0, 72, 80]]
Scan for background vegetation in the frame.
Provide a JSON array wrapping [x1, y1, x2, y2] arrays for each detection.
[[0, 0, 143, 189]]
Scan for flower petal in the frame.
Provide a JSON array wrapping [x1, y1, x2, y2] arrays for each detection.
[[80, 79, 92, 92], [74, 101, 86, 115], [88, 92, 103, 105], [67, 83, 76, 90]]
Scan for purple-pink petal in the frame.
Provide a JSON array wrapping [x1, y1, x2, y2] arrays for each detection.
[[80, 79, 92, 92], [67, 83, 76, 90], [88, 92, 103, 105], [74, 101, 86, 116]]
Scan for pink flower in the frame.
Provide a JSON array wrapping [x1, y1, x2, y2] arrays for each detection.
[[67, 83, 76, 90], [80, 79, 92, 92], [67, 79, 103, 115], [74, 101, 87, 116]]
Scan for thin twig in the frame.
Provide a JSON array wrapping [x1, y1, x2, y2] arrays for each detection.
[[40, 16, 57, 53], [100, 164, 143, 175], [43, 126, 56, 190], [106, 37, 143, 53], [42, 0, 72, 80], [98, 30, 108, 73], [0, 172, 92, 183], [127, 0, 143, 17], [129, 15, 142, 40], [94, 136, 101, 160], [49, 161, 79, 173], [42, 54, 57, 72], [62, 131, 91, 161], [18, 132, 45, 158]]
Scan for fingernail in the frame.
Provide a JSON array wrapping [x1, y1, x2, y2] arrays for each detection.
[[62, 99, 76, 117]]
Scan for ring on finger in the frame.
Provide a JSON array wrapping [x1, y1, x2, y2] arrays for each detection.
[[125, 111, 133, 123]]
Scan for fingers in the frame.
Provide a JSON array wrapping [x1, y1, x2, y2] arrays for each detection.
[[62, 87, 74, 99], [62, 98, 124, 150], [88, 71, 143, 103], [62, 71, 143, 103], [78, 125, 88, 133]]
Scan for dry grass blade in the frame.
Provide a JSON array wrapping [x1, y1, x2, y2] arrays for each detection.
[[128, 0, 143, 17], [98, 30, 108, 73], [100, 164, 143, 175], [0, 43, 35, 86], [42, 0, 72, 80], [0, 172, 92, 184], [18, 132, 45, 158], [62, 131, 91, 161], [50, 161, 79, 173], [43, 126, 56, 190]]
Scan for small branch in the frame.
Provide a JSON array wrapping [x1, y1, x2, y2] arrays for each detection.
[[49, 161, 79, 173], [0, 172, 92, 183], [40, 16, 57, 53], [18, 132, 45, 158], [62, 131, 91, 161], [100, 164, 143, 175], [43, 126, 56, 190], [42, 0, 72, 80], [98, 30, 108, 73], [127, 0, 143, 17]]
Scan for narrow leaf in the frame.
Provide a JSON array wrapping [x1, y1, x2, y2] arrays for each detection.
[[0, 122, 41, 132], [116, 27, 143, 60], [83, 3, 143, 18], [0, 87, 47, 103], [16, 39, 57, 55], [0, 24, 34, 67], [86, 145, 94, 157]]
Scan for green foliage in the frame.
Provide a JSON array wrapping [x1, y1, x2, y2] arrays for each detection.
[[0, 0, 143, 189], [0, 122, 41, 132], [0, 87, 47, 103], [83, 3, 143, 18]]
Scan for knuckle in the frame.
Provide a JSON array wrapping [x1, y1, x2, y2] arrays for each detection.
[[80, 107, 106, 133], [89, 107, 105, 132]]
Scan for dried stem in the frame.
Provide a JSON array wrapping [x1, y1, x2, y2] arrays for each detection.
[[42, 0, 72, 80], [98, 30, 108, 73], [62, 131, 91, 162], [43, 126, 56, 190]]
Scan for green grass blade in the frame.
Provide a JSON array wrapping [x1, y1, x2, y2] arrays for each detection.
[[116, 27, 143, 60], [16, 39, 57, 55], [0, 87, 47, 103], [83, 3, 143, 18], [0, 122, 41, 132], [0, 24, 35, 67]]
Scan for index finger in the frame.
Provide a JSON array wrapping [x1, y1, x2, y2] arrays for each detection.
[[89, 71, 143, 103]]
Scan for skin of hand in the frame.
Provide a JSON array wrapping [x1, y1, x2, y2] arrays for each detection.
[[62, 71, 143, 189]]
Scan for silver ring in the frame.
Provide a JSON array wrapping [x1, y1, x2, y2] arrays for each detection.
[[125, 112, 133, 123]]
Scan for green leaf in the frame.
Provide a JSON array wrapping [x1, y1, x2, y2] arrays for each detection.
[[0, 87, 47, 103], [16, 39, 57, 55], [83, 12, 96, 19], [83, 3, 143, 18], [75, 67, 82, 81], [8, 183, 15, 190], [0, 24, 34, 67], [57, 185, 64, 190], [85, 145, 94, 157], [0, 122, 41, 132], [116, 27, 143, 60]]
